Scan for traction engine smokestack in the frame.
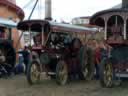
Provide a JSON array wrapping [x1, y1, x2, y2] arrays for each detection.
[[122, 0, 128, 8], [45, 0, 52, 20]]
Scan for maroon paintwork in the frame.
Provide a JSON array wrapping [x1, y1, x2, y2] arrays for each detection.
[[17, 20, 97, 76]]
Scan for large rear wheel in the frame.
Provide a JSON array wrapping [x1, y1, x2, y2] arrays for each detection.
[[56, 60, 68, 85], [27, 61, 41, 85]]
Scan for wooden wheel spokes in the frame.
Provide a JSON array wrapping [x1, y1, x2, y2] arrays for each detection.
[[104, 64, 113, 87], [56, 60, 68, 85], [31, 63, 40, 82], [27, 61, 41, 85], [59, 65, 68, 85], [59, 66, 67, 81]]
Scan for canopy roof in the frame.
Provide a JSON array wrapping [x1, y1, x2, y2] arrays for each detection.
[[90, 9, 128, 25], [17, 19, 98, 33], [0, 17, 17, 28]]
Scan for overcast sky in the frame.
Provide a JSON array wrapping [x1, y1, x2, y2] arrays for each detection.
[[16, 0, 122, 22]]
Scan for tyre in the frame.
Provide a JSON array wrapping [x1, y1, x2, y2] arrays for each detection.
[[99, 58, 114, 88], [79, 47, 95, 80], [78, 46, 88, 80], [56, 60, 68, 85], [26, 61, 41, 85]]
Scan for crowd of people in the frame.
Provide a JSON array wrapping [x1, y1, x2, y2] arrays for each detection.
[[86, 39, 112, 79]]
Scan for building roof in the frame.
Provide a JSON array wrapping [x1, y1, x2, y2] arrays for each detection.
[[90, 0, 128, 25], [90, 8, 128, 24], [0, 0, 24, 20]]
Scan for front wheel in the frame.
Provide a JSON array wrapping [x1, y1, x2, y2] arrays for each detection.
[[56, 60, 68, 85], [26, 61, 41, 85], [99, 59, 114, 88]]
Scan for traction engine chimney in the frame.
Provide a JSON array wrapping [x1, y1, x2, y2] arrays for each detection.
[[122, 0, 128, 8], [45, 0, 52, 20]]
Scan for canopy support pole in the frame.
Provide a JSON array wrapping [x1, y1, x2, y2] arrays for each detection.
[[29, 27, 32, 46]]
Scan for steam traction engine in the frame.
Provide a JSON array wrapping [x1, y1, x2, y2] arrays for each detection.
[[17, 20, 97, 85], [0, 25, 16, 77], [90, 9, 128, 87]]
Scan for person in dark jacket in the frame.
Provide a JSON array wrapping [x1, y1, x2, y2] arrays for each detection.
[[19, 46, 30, 74]]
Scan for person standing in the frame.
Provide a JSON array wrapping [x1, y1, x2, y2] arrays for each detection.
[[19, 46, 30, 74], [14, 49, 25, 74], [94, 40, 101, 79]]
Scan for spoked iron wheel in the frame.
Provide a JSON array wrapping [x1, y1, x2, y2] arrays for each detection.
[[100, 59, 114, 88], [0, 43, 16, 72], [27, 61, 41, 85], [56, 60, 68, 85]]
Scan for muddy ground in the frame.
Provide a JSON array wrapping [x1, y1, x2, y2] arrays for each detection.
[[0, 75, 128, 96]]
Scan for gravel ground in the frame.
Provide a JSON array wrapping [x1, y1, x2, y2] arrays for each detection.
[[0, 75, 128, 96]]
